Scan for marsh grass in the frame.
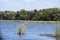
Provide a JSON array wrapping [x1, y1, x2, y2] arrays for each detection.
[[56, 27, 60, 34], [56, 25, 60, 40], [17, 24, 25, 35]]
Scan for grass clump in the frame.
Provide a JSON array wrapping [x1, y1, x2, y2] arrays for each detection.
[[18, 25, 25, 35], [56, 26, 60, 34]]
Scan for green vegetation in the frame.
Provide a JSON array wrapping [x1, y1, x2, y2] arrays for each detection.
[[56, 25, 60, 34], [18, 25, 25, 35], [56, 25, 60, 40], [0, 8, 60, 21]]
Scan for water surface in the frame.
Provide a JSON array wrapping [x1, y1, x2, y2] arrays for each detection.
[[0, 22, 58, 40]]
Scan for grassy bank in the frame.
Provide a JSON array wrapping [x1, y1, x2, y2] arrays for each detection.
[[0, 20, 60, 24]]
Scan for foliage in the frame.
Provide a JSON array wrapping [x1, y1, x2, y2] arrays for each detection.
[[0, 8, 60, 21]]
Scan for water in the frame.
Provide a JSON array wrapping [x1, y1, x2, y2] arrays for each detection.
[[0, 22, 58, 40]]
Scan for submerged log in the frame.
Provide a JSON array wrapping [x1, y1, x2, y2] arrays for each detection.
[[53, 34, 60, 37], [39, 34, 60, 37]]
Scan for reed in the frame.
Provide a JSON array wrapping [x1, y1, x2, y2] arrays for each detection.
[[17, 25, 25, 35]]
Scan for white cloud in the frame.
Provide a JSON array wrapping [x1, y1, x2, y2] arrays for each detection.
[[25, 0, 36, 2], [2, 0, 21, 8], [0, 0, 8, 2], [0, 0, 24, 11]]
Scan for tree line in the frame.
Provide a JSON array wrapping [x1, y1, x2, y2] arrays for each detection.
[[0, 8, 60, 21]]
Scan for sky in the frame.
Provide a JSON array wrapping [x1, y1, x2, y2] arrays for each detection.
[[0, 0, 60, 11]]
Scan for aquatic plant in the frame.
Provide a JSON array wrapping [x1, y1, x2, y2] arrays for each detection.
[[56, 25, 60, 40], [56, 26, 60, 34], [17, 24, 25, 35]]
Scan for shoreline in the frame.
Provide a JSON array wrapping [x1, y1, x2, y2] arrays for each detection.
[[0, 20, 60, 24]]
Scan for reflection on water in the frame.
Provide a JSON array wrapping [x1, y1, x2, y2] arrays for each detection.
[[0, 22, 59, 40]]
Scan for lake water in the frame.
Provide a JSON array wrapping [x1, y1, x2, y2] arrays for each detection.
[[0, 22, 58, 40]]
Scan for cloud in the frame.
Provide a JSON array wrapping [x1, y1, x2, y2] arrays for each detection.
[[0, 0, 8, 2], [1, 0, 19, 7], [25, 0, 36, 2], [0, 0, 23, 11], [0, 0, 59, 11]]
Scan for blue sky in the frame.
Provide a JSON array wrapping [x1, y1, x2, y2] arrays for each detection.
[[0, 0, 60, 11]]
